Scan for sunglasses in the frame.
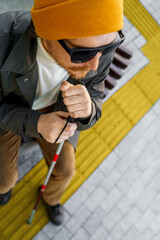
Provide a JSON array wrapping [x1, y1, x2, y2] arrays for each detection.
[[58, 30, 125, 64]]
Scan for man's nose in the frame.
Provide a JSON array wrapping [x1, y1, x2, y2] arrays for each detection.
[[86, 52, 102, 71]]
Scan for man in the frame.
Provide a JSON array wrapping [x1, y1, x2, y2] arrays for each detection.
[[0, 0, 124, 225]]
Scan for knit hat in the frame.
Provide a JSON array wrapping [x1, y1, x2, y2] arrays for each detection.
[[31, 0, 123, 40]]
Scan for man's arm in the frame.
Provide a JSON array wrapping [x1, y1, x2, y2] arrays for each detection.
[[0, 81, 77, 142], [0, 80, 42, 137], [0, 11, 43, 138]]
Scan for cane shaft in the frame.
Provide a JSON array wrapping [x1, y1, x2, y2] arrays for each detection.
[[27, 116, 75, 225]]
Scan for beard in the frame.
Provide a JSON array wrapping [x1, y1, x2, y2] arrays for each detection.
[[66, 66, 91, 80]]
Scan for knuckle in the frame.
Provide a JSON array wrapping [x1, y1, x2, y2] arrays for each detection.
[[74, 113, 79, 118], [47, 136, 54, 143], [63, 98, 67, 105], [80, 85, 86, 92], [63, 92, 66, 97], [67, 105, 72, 112], [78, 84, 84, 89], [84, 91, 89, 99], [67, 124, 73, 131], [68, 132, 72, 137], [74, 124, 77, 130], [69, 131, 74, 137], [49, 135, 55, 143], [82, 85, 87, 92], [77, 84, 82, 89], [71, 112, 76, 118]]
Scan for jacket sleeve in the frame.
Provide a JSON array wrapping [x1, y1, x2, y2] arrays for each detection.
[[0, 11, 43, 138], [0, 79, 43, 138], [76, 52, 114, 131]]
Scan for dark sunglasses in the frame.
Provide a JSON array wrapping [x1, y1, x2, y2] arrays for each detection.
[[58, 30, 125, 63]]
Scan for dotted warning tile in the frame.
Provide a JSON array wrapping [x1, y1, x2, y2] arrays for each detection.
[[0, 160, 48, 240], [124, 0, 160, 41], [142, 34, 160, 73]]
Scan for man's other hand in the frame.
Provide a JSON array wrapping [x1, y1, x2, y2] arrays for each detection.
[[37, 111, 77, 143]]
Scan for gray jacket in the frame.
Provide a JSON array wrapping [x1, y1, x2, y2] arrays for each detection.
[[0, 11, 114, 148]]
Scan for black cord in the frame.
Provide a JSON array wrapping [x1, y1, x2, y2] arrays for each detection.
[[55, 116, 75, 143]]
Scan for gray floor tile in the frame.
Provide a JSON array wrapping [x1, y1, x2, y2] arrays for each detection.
[[71, 228, 90, 240], [89, 225, 108, 240], [83, 207, 106, 236], [65, 204, 91, 235], [32, 231, 50, 240]]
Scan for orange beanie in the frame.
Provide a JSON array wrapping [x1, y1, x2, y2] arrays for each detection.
[[31, 0, 123, 40]]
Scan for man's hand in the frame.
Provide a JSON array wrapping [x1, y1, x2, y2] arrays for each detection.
[[60, 81, 92, 119], [37, 111, 77, 143]]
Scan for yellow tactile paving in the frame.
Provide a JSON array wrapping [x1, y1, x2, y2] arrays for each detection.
[[112, 81, 152, 125], [124, 0, 160, 40], [0, 162, 49, 240], [61, 171, 85, 203], [142, 34, 160, 73], [92, 99, 133, 149], [134, 64, 160, 104], [0, 1, 160, 239]]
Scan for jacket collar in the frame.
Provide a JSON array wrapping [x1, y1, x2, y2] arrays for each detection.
[[1, 26, 37, 75]]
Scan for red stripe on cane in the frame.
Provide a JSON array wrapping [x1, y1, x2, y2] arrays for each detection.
[[34, 191, 43, 210], [41, 185, 46, 191], [53, 154, 59, 162]]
